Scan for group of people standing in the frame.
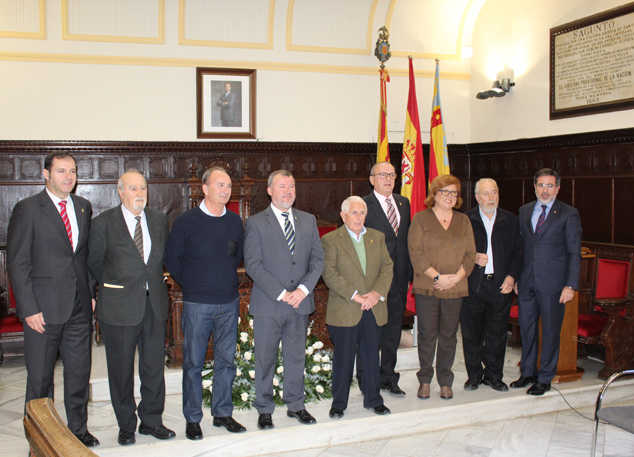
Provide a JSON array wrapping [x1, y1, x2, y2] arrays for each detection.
[[6, 152, 581, 449]]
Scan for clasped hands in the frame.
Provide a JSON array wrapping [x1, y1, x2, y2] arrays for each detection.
[[353, 291, 381, 311], [281, 288, 307, 308]]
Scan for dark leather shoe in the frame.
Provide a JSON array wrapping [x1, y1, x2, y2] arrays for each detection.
[[510, 376, 536, 388], [440, 386, 453, 399], [287, 409, 316, 424], [138, 423, 175, 440], [367, 404, 391, 415], [417, 383, 430, 399], [74, 431, 100, 447], [329, 407, 344, 419], [482, 377, 509, 392], [185, 422, 203, 440], [117, 430, 135, 446], [213, 416, 246, 433], [527, 382, 551, 396], [464, 378, 481, 391], [258, 413, 274, 430], [381, 383, 406, 396]]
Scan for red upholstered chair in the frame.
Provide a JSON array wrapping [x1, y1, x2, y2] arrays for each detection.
[[0, 282, 25, 364], [578, 258, 633, 378]]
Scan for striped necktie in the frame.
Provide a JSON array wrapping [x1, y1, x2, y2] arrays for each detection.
[[134, 216, 144, 260], [58, 200, 73, 248], [281, 212, 295, 255], [386, 197, 399, 234]]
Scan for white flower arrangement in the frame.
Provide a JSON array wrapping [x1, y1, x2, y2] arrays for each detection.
[[202, 316, 333, 409]]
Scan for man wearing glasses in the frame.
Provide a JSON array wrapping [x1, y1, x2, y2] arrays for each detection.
[[511, 168, 581, 395], [362, 162, 412, 396]]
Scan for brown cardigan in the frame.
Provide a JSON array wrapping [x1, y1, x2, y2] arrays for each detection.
[[408, 208, 475, 298]]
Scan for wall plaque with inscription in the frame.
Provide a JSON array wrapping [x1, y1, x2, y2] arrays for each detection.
[[550, 3, 634, 119]]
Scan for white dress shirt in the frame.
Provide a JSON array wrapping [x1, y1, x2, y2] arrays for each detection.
[[373, 190, 401, 227], [46, 188, 79, 252], [479, 208, 496, 274], [121, 204, 151, 264]]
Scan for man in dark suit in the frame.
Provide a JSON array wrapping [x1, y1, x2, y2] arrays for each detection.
[[461, 178, 521, 392], [7, 152, 99, 447], [511, 168, 582, 396], [88, 170, 175, 445], [217, 82, 236, 127], [363, 161, 412, 395], [322, 196, 393, 419], [244, 169, 324, 430]]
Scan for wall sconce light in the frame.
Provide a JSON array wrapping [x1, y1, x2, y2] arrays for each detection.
[[476, 78, 515, 99]]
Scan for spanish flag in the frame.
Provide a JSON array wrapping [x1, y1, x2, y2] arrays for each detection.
[[428, 60, 450, 183], [401, 57, 426, 215], [377, 68, 390, 162]]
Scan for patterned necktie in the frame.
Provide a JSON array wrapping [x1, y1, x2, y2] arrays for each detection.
[[134, 216, 144, 260], [281, 212, 295, 255], [386, 197, 399, 234], [58, 200, 73, 248], [535, 204, 547, 233]]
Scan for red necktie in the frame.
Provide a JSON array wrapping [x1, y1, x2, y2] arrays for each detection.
[[59, 200, 73, 247]]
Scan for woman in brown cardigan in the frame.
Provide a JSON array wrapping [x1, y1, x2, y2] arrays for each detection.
[[408, 174, 475, 400]]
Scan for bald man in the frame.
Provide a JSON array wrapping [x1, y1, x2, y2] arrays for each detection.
[[88, 170, 175, 445]]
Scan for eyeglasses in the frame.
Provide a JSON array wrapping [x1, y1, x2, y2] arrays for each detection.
[[535, 183, 556, 189], [372, 172, 397, 179], [438, 189, 458, 198]]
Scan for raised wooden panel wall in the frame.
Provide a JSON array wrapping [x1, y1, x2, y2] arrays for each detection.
[[1, 127, 633, 246], [464, 128, 634, 245], [0, 141, 376, 244]]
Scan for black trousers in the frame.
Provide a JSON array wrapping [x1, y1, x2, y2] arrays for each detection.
[[23, 293, 92, 436], [100, 296, 166, 433], [460, 279, 512, 382], [379, 286, 406, 386], [329, 311, 384, 410]]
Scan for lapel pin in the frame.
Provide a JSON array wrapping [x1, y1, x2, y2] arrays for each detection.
[[553, 210, 558, 215]]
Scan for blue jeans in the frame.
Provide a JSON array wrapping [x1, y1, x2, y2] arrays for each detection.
[[182, 298, 238, 421]]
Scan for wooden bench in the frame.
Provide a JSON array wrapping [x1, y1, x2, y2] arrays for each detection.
[[24, 398, 97, 457]]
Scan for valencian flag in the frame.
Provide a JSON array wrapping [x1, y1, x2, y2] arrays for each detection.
[[401, 57, 427, 314], [377, 68, 390, 162], [429, 59, 450, 183]]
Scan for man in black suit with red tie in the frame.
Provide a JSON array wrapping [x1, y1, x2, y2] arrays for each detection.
[[511, 168, 582, 396], [363, 161, 412, 396], [7, 152, 99, 447]]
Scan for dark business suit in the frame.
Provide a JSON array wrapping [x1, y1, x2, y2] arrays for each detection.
[[363, 192, 412, 387], [244, 206, 324, 414], [87, 206, 170, 433], [7, 190, 93, 436], [461, 207, 521, 383], [518, 199, 581, 384], [321, 226, 393, 410]]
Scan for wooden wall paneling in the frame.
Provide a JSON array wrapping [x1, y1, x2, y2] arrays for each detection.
[[497, 178, 524, 215], [614, 177, 634, 245], [574, 178, 612, 243]]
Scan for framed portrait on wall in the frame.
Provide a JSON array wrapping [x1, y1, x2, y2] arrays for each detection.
[[196, 67, 256, 139]]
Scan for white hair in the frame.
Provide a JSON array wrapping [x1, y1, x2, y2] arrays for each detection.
[[341, 195, 367, 214], [474, 177, 498, 194]]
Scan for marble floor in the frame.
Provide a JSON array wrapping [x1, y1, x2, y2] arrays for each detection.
[[1, 336, 633, 457]]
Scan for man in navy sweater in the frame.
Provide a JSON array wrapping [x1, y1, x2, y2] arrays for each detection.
[[165, 167, 246, 439]]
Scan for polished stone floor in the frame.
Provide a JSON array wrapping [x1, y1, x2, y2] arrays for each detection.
[[1, 335, 633, 457]]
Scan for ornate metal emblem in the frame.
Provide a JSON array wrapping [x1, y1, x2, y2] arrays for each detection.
[[374, 26, 391, 69]]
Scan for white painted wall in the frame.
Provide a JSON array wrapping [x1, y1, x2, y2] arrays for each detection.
[[470, 0, 633, 143]]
